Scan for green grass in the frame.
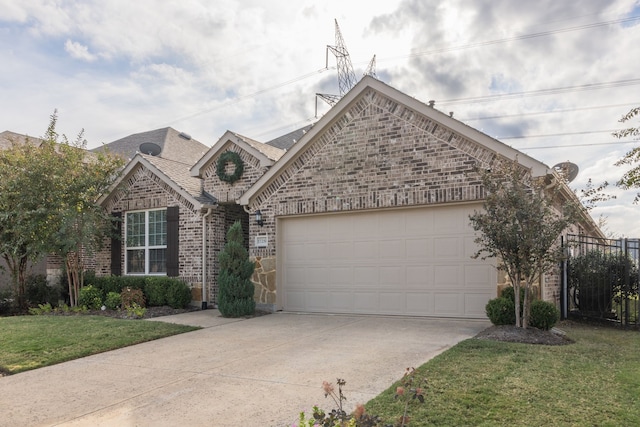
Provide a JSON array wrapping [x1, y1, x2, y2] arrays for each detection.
[[0, 315, 198, 374], [365, 322, 640, 426]]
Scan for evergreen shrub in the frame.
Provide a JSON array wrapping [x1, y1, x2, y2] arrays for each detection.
[[486, 297, 516, 325], [529, 300, 560, 330], [218, 221, 255, 317]]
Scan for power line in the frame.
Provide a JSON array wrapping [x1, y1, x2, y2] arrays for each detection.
[[500, 129, 618, 140], [439, 79, 640, 106], [369, 16, 640, 65], [522, 140, 638, 150], [460, 102, 640, 122]]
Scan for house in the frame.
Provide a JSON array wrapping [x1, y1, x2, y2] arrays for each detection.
[[96, 76, 601, 318]]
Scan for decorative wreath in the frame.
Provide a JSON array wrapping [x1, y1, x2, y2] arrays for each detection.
[[216, 151, 244, 184]]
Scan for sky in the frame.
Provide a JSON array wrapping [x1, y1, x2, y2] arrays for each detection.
[[1, 0, 640, 237]]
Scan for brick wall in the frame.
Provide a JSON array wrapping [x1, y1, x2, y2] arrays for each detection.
[[202, 143, 271, 203], [97, 164, 209, 295], [246, 88, 498, 305]]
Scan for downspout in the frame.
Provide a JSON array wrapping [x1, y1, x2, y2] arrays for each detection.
[[201, 208, 213, 310]]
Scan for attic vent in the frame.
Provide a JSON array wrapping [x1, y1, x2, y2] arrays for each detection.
[[178, 132, 192, 140]]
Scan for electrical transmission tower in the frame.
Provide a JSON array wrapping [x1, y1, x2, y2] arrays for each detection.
[[316, 19, 376, 113], [328, 19, 357, 96]]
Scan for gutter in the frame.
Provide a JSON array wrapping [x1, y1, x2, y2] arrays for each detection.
[[201, 207, 213, 309]]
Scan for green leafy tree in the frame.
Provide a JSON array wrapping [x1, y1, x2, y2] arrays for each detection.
[[469, 157, 579, 328], [218, 221, 255, 317], [613, 106, 640, 201], [0, 135, 57, 308], [41, 113, 124, 306], [0, 111, 123, 308]]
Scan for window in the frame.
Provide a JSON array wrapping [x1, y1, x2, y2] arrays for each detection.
[[125, 209, 167, 274]]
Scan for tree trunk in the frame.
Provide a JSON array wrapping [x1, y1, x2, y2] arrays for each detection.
[[522, 282, 530, 329], [4, 253, 29, 309], [514, 272, 522, 328]]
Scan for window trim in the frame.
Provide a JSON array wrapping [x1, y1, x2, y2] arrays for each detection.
[[124, 208, 167, 275]]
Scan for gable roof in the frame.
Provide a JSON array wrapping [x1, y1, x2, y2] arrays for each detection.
[[0, 131, 43, 149], [239, 76, 552, 207], [190, 130, 285, 177], [99, 154, 215, 212], [265, 125, 313, 150], [93, 127, 209, 164]]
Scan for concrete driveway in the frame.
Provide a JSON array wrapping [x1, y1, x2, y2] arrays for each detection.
[[0, 311, 489, 427]]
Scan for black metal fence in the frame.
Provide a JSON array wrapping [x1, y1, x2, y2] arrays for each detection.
[[562, 234, 640, 328]]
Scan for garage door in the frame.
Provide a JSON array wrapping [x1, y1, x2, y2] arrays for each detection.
[[278, 204, 496, 318]]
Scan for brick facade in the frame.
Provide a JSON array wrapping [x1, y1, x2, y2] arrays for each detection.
[[247, 88, 498, 306]]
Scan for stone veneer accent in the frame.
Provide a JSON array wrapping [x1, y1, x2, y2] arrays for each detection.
[[251, 256, 276, 306]]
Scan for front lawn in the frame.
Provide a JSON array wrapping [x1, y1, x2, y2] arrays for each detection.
[[365, 322, 640, 426], [0, 315, 198, 374]]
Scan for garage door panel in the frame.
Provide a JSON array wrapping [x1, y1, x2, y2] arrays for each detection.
[[354, 292, 380, 312], [405, 238, 432, 259], [434, 292, 463, 315], [353, 266, 378, 287], [434, 265, 460, 286], [354, 215, 378, 237], [465, 292, 493, 317], [407, 265, 433, 288], [285, 290, 306, 311], [379, 239, 405, 258], [379, 292, 404, 313], [465, 265, 494, 288], [306, 291, 329, 311], [329, 292, 353, 311], [379, 265, 404, 287], [406, 292, 434, 314], [434, 237, 462, 258], [279, 204, 496, 318], [328, 266, 353, 285], [305, 267, 328, 286], [328, 241, 353, 259]]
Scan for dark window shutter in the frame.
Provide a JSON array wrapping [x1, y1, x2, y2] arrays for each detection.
[[110, 212, 122, 276], [167, 206, 179, 277]]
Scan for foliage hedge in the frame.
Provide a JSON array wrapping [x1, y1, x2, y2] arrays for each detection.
[[486, 297, 516, 325], [529, 300, 560, 330], [83, 275, 192, 309]]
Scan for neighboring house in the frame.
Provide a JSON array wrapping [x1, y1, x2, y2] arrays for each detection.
[[91, 127, 209, 164], [96, 76, 602, 318]]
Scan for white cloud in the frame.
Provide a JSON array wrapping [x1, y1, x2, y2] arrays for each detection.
[[64, 39, 97, 62], [1, 0, 640, 236]]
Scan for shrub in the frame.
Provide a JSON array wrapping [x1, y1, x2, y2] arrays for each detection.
[[218, 221, 255, 317], [144, 277, 167, 306], [529, 300, 560, 330], [104, 292, 122, 310], [26, 274, 59, 306], [486, 297, 516, 326], [78, 285, 103, 310], [121, 287, 145, 308], [568, 250, 639, 314], [165, 280, 191, 309], [125, 303, 146, 319]]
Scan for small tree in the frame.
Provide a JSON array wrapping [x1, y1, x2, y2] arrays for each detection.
[[613, 106, 640, 201], [41, 113, 124, 306], [0, 112, 123, 308], [469, 157, 578, 328], [218, 221, 255, 317]]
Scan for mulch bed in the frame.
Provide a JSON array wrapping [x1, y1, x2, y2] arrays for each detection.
[[474, 324, 573, 345]]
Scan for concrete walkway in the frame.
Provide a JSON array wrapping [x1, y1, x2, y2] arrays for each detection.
[[0, 310, 489, 426]]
